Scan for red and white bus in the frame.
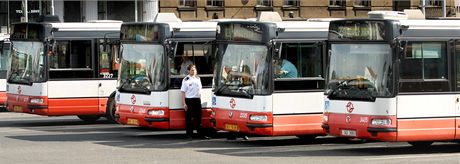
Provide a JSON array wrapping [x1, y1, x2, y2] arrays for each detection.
[[211, 18, 329, 138], [0, 34, 10, 111], [6, 21, 122, 122], [323, 12, 460, 146], [114, 20, 217, 132]]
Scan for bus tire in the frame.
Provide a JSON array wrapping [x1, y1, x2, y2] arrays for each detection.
[[408, 141, 433, 148], [296, 135, 317, 141], [105, 96, 117, 123], [77, 115, 101, 122]]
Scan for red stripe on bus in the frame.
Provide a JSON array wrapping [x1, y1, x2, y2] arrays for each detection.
[[397, 118, 456, 141], [212, 107, 275, 136], [272, 114, 325, 136], [0, 91, 7, 105]]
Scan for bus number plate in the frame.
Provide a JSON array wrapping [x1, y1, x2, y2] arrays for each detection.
[[13, 106, 23, 112], [127, 118, 139, 125], [225, 124, 239, 132], [341, 130, 357, 137]]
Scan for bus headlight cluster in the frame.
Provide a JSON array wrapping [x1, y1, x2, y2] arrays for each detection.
[[147, 110, 165, 116], [211, 110, 216, 116], [371, 118, 391, 126], [249, 115, 268, 121], [30, 98, 44, 104], [322, 115, 329, 123]]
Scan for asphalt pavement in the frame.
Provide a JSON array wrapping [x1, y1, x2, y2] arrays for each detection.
[[0, 112, 458, 164]]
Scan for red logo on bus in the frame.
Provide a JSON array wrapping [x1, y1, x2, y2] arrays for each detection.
[[229, 98, 236, 109], [17, 86, 22, 95], [131, 95, 136, 105], [346, 102, 354, 113]]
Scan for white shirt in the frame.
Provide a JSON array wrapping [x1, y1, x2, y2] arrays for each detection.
[[180, 75, 202, 98]]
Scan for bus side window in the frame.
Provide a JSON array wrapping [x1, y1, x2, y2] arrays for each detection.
[[274, 42, 324, 91], [49, 40, 95, 79], [399, 42, 449, 92], [456, 40, 460, 90], [169, 42, 214, 89], [98, 39, 119, 79]]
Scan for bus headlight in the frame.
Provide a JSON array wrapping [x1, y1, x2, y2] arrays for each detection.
[[371, 118, 391, 126], [30, 98, 44, 104], [147, 110, 165, 116], [249, 115, 267, 121], [322, 115, 329, 123], [211, 109, 216, 116]]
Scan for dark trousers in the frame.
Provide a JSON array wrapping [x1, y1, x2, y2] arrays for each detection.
[[185, 98, 202, 136]]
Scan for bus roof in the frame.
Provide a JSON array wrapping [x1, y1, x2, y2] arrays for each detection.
[[50, 22, 122, 32]]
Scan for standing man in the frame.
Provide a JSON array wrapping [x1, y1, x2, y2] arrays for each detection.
[[181, 64, 206, 139]]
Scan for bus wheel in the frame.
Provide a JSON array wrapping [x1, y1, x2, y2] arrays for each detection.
[[105, 97, 117, 123], [77, 115, 101, 122], [408, 141, 433, 148], [296, 135, 317, 141]]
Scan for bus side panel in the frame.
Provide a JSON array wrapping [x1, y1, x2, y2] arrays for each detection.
[[48, 98, 101, 116], [271, 92, 325, 136], [0, 79, 6, 106], [47, 80, 100, 116], [272, 114, 324, 136], [397, 95, 456, 141]]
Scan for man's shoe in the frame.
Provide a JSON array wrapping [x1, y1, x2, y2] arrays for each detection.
[[242, 136, 249, 140]]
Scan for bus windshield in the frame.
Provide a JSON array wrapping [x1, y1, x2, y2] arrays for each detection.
[[8, 41, 44, 85], [214, 44, 270, 98], [327, 44, 393, 101], [118, 44, 165, 94]]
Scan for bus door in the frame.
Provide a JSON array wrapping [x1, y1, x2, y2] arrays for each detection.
[[455, 40, 460, 139], [97, 39, 119, 113], [398, 41, 455, 141], [272, 41, 325, 135], [168, 41, 214, 129], [48, 39, 100, 115]]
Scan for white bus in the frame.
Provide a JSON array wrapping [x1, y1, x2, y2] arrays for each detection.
[[6, 21, 121, 122], [114, 20, 217, 132], [323, 17, 460, 146], [211, 19, 329, 138]]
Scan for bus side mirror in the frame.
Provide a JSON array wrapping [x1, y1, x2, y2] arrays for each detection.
[[274, 42, 282, 60]]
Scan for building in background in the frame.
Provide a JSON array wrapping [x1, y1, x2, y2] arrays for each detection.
[[0, 0, 456, 33]]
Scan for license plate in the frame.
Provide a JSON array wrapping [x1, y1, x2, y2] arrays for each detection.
[[127, 118, 139, 125], [341, 129, 357, 137], [225, 124, 239, 131], [13, 106, 23, 112]]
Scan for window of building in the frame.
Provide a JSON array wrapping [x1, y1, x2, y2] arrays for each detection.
[[423, 0, 443, 7], [169, 42, 214, 89], [257, 0, 273, 7], [179, 0, 197, 7], [354, 0, 370, 7], [393, 0, 411, 11], [207, 0, 224, 7], [49, 40, 94, 79], [274, 42, 325, 91], [399, 42, 450, 92], [329, 0, 346, 7], [283, 0, 300, 7]]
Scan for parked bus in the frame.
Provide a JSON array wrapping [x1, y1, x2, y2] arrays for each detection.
[[211, 19, 329, 138], [6, 21, 121, 122], [0, 34, 10, 111], [323, 14, 460, 146], [114, 21, 217, 132]]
